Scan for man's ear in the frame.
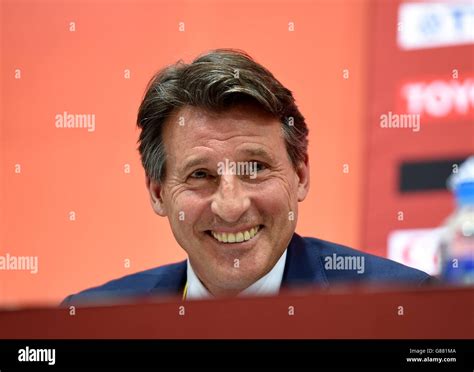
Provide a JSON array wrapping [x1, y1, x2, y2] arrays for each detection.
[[146, 176, 167, 216], [296, 155, 310, 202]]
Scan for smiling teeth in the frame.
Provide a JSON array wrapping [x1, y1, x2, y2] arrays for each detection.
[[211, 226, 261, 243]]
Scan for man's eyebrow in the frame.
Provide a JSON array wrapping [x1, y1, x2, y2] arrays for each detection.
[[179, 157, 212, 174], [179, 148, 275, 174], [239, 148, 275, 162]]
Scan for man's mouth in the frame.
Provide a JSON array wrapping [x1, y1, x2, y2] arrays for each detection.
[[206, 225, 263, 244]]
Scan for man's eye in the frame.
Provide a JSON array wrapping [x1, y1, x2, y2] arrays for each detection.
[[255, 162, 267, 172], [190, 170, 209, 179]]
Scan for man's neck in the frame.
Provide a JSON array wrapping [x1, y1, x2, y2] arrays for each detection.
[[202, 283, 243, 298], [185, 250, 288, 299]]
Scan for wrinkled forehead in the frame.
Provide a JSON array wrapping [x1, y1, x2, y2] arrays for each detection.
[[162, 104, 284, 150]]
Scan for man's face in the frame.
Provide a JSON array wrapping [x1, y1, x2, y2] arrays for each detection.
[[147, 104, 310, 296]]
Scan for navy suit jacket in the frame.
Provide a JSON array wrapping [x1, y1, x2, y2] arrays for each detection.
[[62, 233, 433, 306]]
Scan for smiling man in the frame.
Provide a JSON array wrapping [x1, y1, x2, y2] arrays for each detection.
[[62, 49, 433, 306]]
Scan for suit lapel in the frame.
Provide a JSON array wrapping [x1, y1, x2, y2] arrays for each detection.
[[281, 233, 329, 289], [150, 260, 187, 296]]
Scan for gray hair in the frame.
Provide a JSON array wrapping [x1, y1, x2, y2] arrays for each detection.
[[136, 49, 309, 183]]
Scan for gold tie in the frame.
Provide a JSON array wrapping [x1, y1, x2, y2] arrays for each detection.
[[182, 281, 188, 300]]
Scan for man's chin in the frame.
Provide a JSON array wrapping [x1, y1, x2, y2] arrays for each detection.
[[208, 271, 262, 295]]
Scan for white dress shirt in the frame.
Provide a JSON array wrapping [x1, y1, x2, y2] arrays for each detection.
[[185, 249, 288, 300]]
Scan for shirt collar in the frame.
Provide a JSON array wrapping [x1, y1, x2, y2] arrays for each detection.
[[186, 249, 288, 300]]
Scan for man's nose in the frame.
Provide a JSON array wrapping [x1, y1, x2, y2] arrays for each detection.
[[210, 174, 251, 223]]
